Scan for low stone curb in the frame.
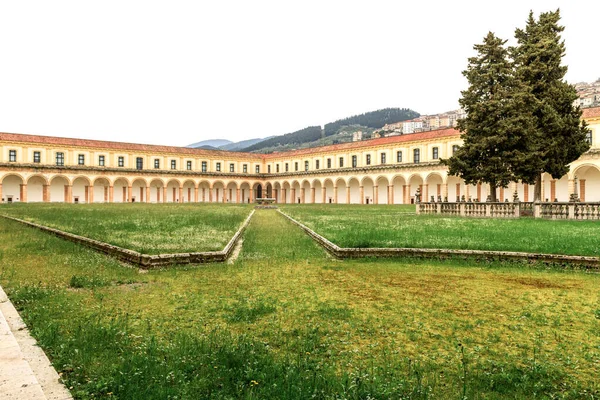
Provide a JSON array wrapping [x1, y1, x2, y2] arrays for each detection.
[[278, 210, 600, 269], [0, 285, 73, 400], [1, 210, 255, 268]]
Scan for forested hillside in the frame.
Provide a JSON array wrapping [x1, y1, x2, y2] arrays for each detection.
[[324, 108, 419, 136], [244, 108, 419, 153]]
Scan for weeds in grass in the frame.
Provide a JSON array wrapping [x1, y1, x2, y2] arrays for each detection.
[[1, 208, 600, 398], [1, 203, 251, 254], [282, 204, 600, 256]]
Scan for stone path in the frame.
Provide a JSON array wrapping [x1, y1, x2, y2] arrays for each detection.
[[0, 286, 72, 400]]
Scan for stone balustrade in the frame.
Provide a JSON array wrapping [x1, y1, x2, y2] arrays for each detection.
[[417, 201, 600, 220]]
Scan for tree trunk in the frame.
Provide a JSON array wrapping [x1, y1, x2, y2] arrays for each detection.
[[533, 174, 542, 202], [490, 183, 497, 202]]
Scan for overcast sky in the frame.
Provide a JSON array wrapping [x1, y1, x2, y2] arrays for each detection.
[[0, 1, 597, 147]]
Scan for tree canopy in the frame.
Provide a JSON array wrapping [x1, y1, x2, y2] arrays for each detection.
[[512, 9, 589, 200], [443, 10, 589, 202]]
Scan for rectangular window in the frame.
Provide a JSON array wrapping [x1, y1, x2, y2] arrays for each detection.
[[315, 160, 320, 170], [452, 145, 459, 155], [216, 162, 221, 172], [154, 159, 160, 169], [118, 156, 124, 167], [285, 163, 289, 172], [9, 150, 17, 162], [352, 155, 357, 168], [586, 131, 592, 145], [339, 157, 344, 168], [136, 157, 143, 170], [268, 165, 271, 173], [56, 152, 64, 166], [432, 147, 439, 159], [381, 153, 386, 164], [396, 151, 402, 162], [366, 154, 371, 165], [327, 158, 332, 169], [33, 151, 41, 163], [276, 164, 280, 173], [98, 155, 105, 166], [78, 154, 85, 165], [243, 164, 248, 173], [295, 162, 298, 171], [305, 161, 309, 171], [171, 160, 177, 170], [187, 161, 192, 170], [230, 163, 235, 172], [255, 165, 260, 173], [201, 161, 207, 172], [413, 149, 420, 164]]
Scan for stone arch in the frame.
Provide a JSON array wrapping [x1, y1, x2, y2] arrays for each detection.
[[198, 180, 211, 202], [131, 177, 148, 203], [49, 175, 70, 203], [183, 179, 196, 203], [291, 180, 301, 204], [72, 176, 92, 204], [322, 178, 335, 204], [376, 175, 390, 205], [335, 177, 348, 204], [1, 173, 25, 203], [239, 181, 252, 203], [26, 175, 49, 203], [252, 182, 263, 201], [281, 181, 292, 204], [264, 182, 273, 199], [212, 180, 226, 203], [360, 176, 375, 205], [149, 178, 165, 203], [447, 176, 463, 202], [347, 177, 361, 204], [166, 178, 182, 203], [391, 174, 407, 204], [407, 174, 424, 204], [113, 177, 129, 203], [572, 164, 600, 201], [300, 179, 311, 204], [226, 181, 238, 203], [272, 181, 282, 203], [92, 177, 111, 203], [311, 178, 323, 204], [424, 172, 444, 202]]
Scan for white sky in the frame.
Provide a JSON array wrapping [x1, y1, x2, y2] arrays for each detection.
[[0, 1, 597, 147]]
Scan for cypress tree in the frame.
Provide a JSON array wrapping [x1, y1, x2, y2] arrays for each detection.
[[442, 32, 537, 202], [512, 9, 590, 201]]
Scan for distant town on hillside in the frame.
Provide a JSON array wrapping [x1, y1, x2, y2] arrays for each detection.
[[188, 78, 599, 154]]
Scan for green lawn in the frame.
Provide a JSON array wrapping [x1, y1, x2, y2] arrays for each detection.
[[1, 206, 599, 399], [280, 204, 600, 257], [0, 203, 252, 254]]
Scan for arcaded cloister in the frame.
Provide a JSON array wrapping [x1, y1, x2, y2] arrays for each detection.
[[1, 107, 599, 205]]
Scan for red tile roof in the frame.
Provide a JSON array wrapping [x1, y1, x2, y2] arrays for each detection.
[[263, 128, 460, 159], [0, 132, 263, 160], [583, 106, 600, 119]]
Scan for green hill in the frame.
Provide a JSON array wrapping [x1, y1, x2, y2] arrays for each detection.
[[244, 108, 419, 153]]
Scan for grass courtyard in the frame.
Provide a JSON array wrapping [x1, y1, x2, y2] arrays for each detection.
[[0, 205, 599, 398], [0, 203, 252, 254], [281, 204, 600, 257]]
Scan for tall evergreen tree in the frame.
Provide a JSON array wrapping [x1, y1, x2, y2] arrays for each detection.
[[442, 32, 537, 202], [512, 9, 590, 201]]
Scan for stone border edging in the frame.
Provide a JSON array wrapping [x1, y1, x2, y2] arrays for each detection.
[[1, 210, 255, 268], [0, 285, 73, 400], [278, 210, 600, 269]]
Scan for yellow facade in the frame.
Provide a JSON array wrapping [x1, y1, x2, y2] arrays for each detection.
[[1, 107, 599, 204]]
